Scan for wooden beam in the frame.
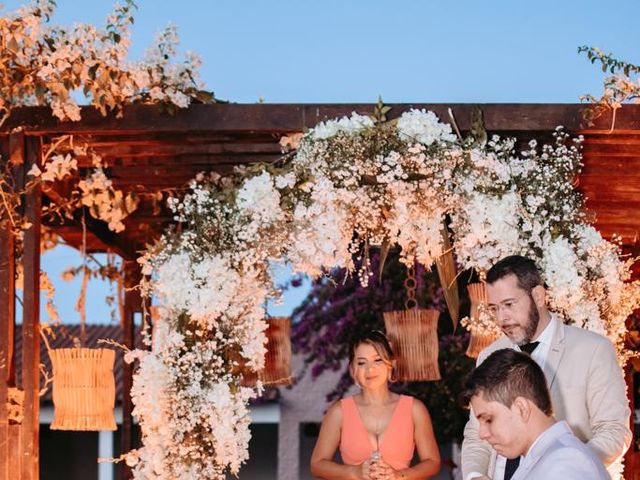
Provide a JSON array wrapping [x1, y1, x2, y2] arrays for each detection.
[[44, 225, 122, 253], [20, 137, 41, 480], [122, 260, 142, 480], [0, 221, 14, 480], [39, 181, 137, 260], [78, 141, 282, 159], [4, 103, 640, 135], [9, 132, 24, 167]]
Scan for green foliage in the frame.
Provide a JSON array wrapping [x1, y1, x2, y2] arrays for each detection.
[[578, 46, 640, 76], [578, 46, 640, 126]]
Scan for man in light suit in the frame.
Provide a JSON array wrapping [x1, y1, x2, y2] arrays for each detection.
[[461, 348, 610, 480], [461, 255, 631, 480]]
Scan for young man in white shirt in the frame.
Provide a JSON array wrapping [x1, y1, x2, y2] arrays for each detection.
[[461, 348, 610, 480]]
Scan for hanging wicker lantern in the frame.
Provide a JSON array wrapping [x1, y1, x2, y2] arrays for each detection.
[[50, 347, 117, 431], [464, 283, 502, 358], [383, 308, 441, 381], [243, 317, 293, 387]]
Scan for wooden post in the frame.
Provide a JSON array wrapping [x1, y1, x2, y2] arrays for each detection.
[[2, 131, 24, 480], [0, 218, 15, 480], [20, 137, 41, 480], [624, 366, 639, 479], [122, 259, 141, 479]]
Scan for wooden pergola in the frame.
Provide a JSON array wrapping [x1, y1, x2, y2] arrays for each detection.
[[1, 103, 640, 479]]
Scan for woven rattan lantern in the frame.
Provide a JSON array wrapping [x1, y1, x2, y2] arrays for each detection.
[[383, 308, 441, 381], [50, 347, 117, 431], [243, 317, 293, 387], [464, 283, 502, 358]]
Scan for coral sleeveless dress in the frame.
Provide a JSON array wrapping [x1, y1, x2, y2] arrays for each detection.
[[339, 394, 415, 470]]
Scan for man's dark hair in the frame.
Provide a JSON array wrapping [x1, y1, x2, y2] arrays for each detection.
[[486, 255, 543, 292], [460, 348, 553, 416]]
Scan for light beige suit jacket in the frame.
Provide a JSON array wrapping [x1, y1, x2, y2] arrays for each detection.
[[461, 321, 631, 478]]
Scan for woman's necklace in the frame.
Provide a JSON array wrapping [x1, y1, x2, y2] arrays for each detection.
[[371, 421, 381, 461], [363, 393, 393, 461]]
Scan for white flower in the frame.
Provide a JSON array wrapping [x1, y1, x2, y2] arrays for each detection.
[[27, 164, 42, 177], [469, 149, 511, 183], [575, 224, 604, 252], [397, 109, 456, 145], [274, 172, 296, 190], [287, 178, 352, 276], [38, 153, 78, 182], [384, 181, 445, 267], [451, 191, 525, 273], [236, 171, 283, 224], [311, 112, 374, 140], [279, 133, 303, 151]]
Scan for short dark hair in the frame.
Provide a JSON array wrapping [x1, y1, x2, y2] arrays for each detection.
[[348, 330, 395, 366], [460, 348, 553, 416], [486, 255, 543, 292]]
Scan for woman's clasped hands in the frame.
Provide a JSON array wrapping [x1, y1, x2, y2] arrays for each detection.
[[361, 457, 403, 480]]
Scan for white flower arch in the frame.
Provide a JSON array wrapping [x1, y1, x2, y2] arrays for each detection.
[[127, 109, 640, 478]]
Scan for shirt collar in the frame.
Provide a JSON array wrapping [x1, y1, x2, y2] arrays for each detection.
[[534, 313, 556, 346], [513, 313, 556, 350], [523, 420, 571, 459]]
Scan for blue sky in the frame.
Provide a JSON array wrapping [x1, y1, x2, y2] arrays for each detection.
[[5, 0, 640, 103], [4, 0, 639, 323]]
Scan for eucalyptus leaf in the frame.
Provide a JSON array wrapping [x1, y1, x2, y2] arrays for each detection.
[[378, 239, 391, 283]]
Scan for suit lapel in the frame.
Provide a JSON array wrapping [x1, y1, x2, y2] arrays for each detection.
[[543, 320, 565, 389], [511, 457, 536, 480]]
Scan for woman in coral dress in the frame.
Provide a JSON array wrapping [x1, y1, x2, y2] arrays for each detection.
[[310, 330, 441, 479]]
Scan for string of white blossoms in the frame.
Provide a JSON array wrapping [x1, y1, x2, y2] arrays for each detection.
[[127, 109, 640, 478]]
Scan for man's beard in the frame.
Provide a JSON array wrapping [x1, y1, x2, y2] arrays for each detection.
[[519, 295, 540, 345]]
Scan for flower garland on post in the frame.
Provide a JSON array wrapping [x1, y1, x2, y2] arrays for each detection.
[[0, 0, 214, 338], [130, 107, 640, 478], [0, 0, 218, 460], [0, 0, 214, 266]]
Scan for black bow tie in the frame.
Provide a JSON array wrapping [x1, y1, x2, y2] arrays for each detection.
[[520, 341, 540, 355]]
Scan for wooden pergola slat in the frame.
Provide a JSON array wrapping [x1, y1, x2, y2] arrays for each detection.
[[0, 222, 14, 480], [2, 103, 640, 135], [19, 137, 41, 480], [122, 260, 143, 479]]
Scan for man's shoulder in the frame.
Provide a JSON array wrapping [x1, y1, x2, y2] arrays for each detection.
[[561, 322, 613, 348], [528, 426, 609, 479], [534, 442, 608, 476], [477, 335, 510, 363], [534, 445, 606, 469]]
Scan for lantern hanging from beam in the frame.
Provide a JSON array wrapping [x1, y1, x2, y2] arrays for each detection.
[[383, 308, 441, 381], [243, 316, 293, 387], [50, 347, 117, 431], [462, 282, 502, 358]]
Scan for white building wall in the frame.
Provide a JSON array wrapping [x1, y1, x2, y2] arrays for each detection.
[[278, 354, 354, 480]]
